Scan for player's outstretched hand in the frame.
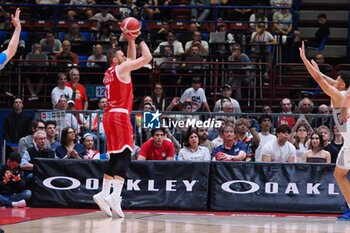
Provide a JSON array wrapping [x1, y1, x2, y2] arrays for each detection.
[[299, 41, 306, 60], [11, 8, 21, 29]]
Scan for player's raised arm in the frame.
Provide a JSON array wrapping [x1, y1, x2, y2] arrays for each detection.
[[126, 37, 136, 60], [1, 8, 21, 69], [119, 36, 152, 74], [299, 41, 340, 99]]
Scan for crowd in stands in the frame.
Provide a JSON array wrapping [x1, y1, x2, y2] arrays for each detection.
[[0, 1, 338, 208]]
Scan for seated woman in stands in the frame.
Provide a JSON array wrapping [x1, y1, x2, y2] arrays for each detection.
[[301, 131, 331, 164], [55, 127, 86, 159], [178, 130, 211, 161]]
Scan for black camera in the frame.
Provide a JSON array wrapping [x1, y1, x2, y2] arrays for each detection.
[[11, 168, 21, 176]]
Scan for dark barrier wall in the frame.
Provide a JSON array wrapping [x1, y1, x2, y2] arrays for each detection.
[[210, 162, 343, 213], [32, 159, 344, 213], [32, 159, 210, 210]]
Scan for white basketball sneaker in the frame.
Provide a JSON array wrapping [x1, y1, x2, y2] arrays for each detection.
[[12, 200, 26, 208], [104, 195, 124, 218], [93, 193, 112, 217]]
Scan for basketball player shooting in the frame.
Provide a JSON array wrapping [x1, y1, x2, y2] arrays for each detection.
[[93, 18, 152, 218], [0, 8, 21, 71], [300, 41, 350, 220]]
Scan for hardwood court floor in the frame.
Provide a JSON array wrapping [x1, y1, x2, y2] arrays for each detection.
[[1, 209, 350, 233]]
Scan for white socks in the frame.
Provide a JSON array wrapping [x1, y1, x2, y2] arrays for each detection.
[[101, 178, 112, 196], [111, 179, 124, 198]]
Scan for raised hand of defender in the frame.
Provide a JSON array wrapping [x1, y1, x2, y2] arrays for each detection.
[[299, 41, 306, 61], [11, 8, 21, 29]]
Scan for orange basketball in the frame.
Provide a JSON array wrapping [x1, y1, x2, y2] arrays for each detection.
[[121, 17, 141, 37]]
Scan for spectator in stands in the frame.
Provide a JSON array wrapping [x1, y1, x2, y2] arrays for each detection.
[[40, 31, 63, 55], [67, 0, 95, 20], [272, 0, 292, 36], [20, 131, 56, 181], [140, 0, 166, 20], [211, 24, 235, 59], [64, 23, 86, 41], [181, 44, 204, 74], [331, 125, 344, 152], [255, 114, 276, 162], [34, 0, 60, 19], [90, 8, 116, 29], [250, 23, 277, 85], [210, 118, 226, 146], [317, 125, 339, 163], [180, 76, 211, 112], [295, 13, 330, 48], [54, 96, 81, 134], [213, 84, 241, 113], [297, 97, 314, 115], [261, 124, 297, 163], [217, 101, 236, 125], [229, 0, 253, 21], [151, 83, 170, 111], [152, 20, 170, 45], [0, 5, 11, 30], [45, 120, 61, 150], [55, 127, 86, 159], [301, 131, 331, 164], [249, 6, 268, 31], [87, 44, 107, 68], [51, 72, 73, 108], [277, 98, 296, 128], [196, 126, 215, 154], [140, 95, 156, 111], [18, 120, 50, 157], [153, 45, 176, 74], [2, 98, 32, 157], [0, 152, 31, 208], [117, 0, 137, 20], [212, 124, 247, 161], [184, 31, 209, 56], [262, 105, 273, 114], [66, 68, 88, 110], [178, 130, 211, 161], [289, 119, 313, 162], [55, 40, 79, 66], [270, 0, 293, 9], [227, 43, 253, 99], [93, 22, 113, 42], [24, 43, 48, 101], [137, 128, 175, 160], [234, 118, 260, 161], [297, 97, 315, 123], [310, 104, 332, 129], [82, 132, 100, 159], [178, 22, 199, 48], [103, 34, 119, 53], [154, 31, 184, 56], [190, 0, 210, 22], [84, 97, 106, 152]]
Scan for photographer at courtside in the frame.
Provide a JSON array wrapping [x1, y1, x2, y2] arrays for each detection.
[[0, 152, 31, 208]]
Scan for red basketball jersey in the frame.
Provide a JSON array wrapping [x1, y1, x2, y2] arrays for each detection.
[[103, 66, 133, 112]]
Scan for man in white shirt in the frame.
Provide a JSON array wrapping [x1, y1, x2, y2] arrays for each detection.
[[261, 124, 296, 162], [255, 114, 277, 162], [154, 31, 184, 56], [51, 72, 73, 108]]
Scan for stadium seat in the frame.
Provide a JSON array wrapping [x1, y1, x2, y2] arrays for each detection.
[[78, 55, 88, 67], [307, 35, 329, 51]]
